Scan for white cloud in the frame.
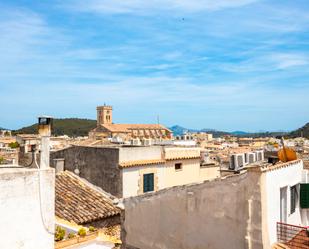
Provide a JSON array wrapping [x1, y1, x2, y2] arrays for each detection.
[[63, 0, 259, 14]]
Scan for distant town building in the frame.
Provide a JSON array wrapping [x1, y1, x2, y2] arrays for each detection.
[[89, 105, 172, 142]]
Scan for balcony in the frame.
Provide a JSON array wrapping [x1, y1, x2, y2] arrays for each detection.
[[276, 222, 309, 249]]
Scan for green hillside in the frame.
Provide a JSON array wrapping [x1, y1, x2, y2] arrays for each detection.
[[13, 118, 97, 137], [289, 123, 309, 138]]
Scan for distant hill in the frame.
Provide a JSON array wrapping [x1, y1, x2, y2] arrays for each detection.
[[13, 118, 97, 137], [289, 123, 309, 138]]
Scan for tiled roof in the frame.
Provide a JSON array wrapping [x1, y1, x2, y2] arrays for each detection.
[[99, 124, 171, 133], [119, 159, 166, 168], [55, 171, 120, 224]]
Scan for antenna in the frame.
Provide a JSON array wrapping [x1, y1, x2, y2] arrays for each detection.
[[157, 115, 160, 125]]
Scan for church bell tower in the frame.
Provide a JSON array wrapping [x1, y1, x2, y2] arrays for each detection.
[[97, 105, 112, 126]]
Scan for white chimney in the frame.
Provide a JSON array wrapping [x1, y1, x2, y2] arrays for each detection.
[[38, 116, 53, 169]]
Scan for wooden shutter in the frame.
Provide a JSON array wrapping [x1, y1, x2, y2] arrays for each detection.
[[300, 184, 309, 208], [143, 173, 154, 193]]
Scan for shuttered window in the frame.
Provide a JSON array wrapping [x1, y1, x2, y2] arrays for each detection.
[[143, 173, 154, 193], [300, 184, 309, 208], [290, 185, 297, 214]]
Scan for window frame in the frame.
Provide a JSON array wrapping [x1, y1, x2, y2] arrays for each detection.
[[290, 185, 298, 214]]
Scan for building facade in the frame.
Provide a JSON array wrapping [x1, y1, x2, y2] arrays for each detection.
[[51, 145, 220, 198]]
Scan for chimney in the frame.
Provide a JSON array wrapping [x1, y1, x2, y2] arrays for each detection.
[[38, 116, 53, 169]]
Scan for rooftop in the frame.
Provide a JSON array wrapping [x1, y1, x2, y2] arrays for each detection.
[[55, 171, 121, 224], [98, 123, 171, 133]]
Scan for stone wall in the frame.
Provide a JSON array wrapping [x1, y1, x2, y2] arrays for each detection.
[[121, 171, 263, 249], [50, 146, 122, 197]]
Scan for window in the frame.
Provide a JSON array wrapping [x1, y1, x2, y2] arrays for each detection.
[[290, 185, 298, 214], [143, 173, 154, 193], [175, 163, 182, 171]]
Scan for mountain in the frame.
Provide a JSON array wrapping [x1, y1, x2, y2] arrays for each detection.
[[289, 123, 309, 138], [13, 118, 97, 137], [168, 125, 198, 136], [169, 125, 229, 137], [230, 131, 250, 136], [169, 125, 288, 138]]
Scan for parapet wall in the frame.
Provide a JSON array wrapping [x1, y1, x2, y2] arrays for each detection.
[[0, 168, 55, 249], [122, 171, 263, 249]]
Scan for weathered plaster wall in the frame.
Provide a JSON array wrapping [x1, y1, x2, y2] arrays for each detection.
[[0, 168, 55, 249], [51, 146, 122, 197], [122, 171, 263, 249]]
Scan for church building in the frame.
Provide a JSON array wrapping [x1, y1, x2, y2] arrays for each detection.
[[89, 105, 172, 141]]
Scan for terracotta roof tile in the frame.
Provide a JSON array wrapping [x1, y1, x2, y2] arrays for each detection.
[[99, 124, 171, 133], [55, 171, 120, 224]]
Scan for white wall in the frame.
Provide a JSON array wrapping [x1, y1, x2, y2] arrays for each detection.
[[122, 164, 165, 198], [122, 167, 140, 198], [263, 160, 307, 246], [0, 168, 55, 249]]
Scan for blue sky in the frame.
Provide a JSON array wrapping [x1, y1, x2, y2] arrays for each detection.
[[0, 0, 309, 132]]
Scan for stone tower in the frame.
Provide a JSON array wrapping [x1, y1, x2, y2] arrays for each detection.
[[97, 105, 112, 126]]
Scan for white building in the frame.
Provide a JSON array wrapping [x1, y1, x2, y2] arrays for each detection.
[[260, 159, 309, 246]]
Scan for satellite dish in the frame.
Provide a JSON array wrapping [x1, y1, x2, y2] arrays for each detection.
[[278, 148, 297, 162], [278, 137, 297, 162]]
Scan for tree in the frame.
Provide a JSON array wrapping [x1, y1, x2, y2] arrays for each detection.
[[0, 157, 4, 164], [8, 142, 19, 149]]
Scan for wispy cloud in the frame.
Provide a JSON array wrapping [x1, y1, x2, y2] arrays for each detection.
[[62, 0, 259, 14], [1, 1, 309, 132]]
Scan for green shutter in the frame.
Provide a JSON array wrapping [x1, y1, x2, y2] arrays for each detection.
[[143, 173, 154, 193], [300, 184, 309, 208]]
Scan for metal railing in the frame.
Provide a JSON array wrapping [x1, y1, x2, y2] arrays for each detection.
[[277, 222, 309, 249]]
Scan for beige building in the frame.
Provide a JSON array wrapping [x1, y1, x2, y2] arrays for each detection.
[[121, 146, 220, 198], [89, 105, 172, 141]]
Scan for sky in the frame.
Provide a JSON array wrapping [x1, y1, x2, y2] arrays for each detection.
[[0, 0, 309, 132]]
